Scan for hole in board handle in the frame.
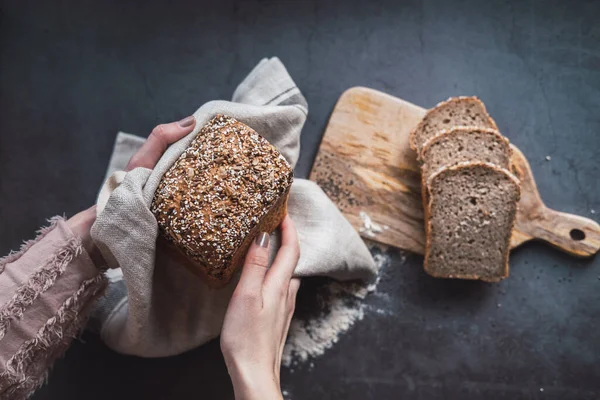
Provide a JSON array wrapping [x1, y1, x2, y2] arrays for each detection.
[[570, 229, 585, 241]]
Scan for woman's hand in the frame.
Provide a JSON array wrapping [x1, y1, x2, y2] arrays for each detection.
[[221, 215, 301, 400], [67, 116, 197, 267], [123, 115, 195, 172]]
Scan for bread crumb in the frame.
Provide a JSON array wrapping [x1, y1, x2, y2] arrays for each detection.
[[591, 209, 596, 214], [497, 303, 502, 308], [373, 307, 393, 316], [359, 211, 387, 237], [540, 388, 544, 392], [545, 155, 551, 161]]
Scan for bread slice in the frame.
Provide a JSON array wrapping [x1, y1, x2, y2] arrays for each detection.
[[410, 97, 498, 156], [151, 115, 293, 288], [424, 162, 520, 282], [420, 127, 511, 183], [419, 127, 512, 239]]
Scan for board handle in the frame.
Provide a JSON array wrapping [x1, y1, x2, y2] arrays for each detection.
[[525, 207, 600, 257]]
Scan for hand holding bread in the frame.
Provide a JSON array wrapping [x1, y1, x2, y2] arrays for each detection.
[[146, 115, 300, 397], [69, 116, 199, 270], [221, 215, 301, 400]]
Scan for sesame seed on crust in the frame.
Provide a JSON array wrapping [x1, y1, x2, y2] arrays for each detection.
[[151, 115, 293, 277]]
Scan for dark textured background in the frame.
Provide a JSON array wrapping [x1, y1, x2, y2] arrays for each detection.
[[1, 0, 599, 399]]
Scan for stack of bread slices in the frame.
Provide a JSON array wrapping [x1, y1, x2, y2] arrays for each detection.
[[409, 97, 521, 282]]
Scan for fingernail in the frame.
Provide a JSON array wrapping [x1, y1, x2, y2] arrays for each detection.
[[178, 115, 195, 127], [255, 232, 269, 248]]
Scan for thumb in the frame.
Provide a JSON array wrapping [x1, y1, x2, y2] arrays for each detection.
[[236, 232, 271, 296], [126, 116, 197, 171]]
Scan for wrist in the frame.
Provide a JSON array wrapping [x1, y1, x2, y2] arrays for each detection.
[[227, 361, 282, 400], [67, 206, 106, 268]]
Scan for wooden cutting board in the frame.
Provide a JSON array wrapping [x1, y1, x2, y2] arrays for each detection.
[[309, 87, 600, 257]]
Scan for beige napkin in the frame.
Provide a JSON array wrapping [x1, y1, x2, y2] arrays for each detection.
[[90, 58, 376, 357]]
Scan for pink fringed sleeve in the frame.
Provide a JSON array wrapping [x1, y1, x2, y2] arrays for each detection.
[[0, 217, 106, 399]]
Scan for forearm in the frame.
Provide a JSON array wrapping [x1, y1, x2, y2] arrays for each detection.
[[0, 213, 106, 398]]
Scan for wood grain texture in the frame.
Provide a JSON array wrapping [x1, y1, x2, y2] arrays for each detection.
[[309, 87, 600, 257]]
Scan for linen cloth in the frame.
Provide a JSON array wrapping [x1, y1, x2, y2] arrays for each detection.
[[91, 58, 376, 357]]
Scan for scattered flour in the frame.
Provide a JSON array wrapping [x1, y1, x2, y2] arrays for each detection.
[[359, 211, 389, 237], [282, 247, 393, 367], [282, 295, 366, 366], [371, 307, 394, 316]]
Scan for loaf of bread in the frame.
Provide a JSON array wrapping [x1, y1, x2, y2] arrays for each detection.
[[424, 162, 520, 282], [151, 115, 293, 288], [410, 97, 498, 156]]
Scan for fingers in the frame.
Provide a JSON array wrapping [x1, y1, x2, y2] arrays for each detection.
[[277, 278, 301, 363], [288, 278, 301, 302], [125, 116, 196, 171], [286, 278, 300, 322], [235, 232, 271, 300], [264, 215, 300, 295]]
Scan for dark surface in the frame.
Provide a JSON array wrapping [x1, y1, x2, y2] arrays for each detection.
[[1, 0, 599, 399]]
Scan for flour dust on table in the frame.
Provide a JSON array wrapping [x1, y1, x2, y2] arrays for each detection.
[[282, 244, 395, 368]]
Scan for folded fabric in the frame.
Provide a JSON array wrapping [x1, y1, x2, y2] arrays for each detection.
[[90, 58, 376, 357]]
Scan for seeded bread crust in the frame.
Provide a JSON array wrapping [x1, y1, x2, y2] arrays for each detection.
[[159, 186, 290, 288], [409, 96, 498, 157], [151, 115, 293, 288], [423, 162, 520, 282], [419, 127, 512, 237]]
